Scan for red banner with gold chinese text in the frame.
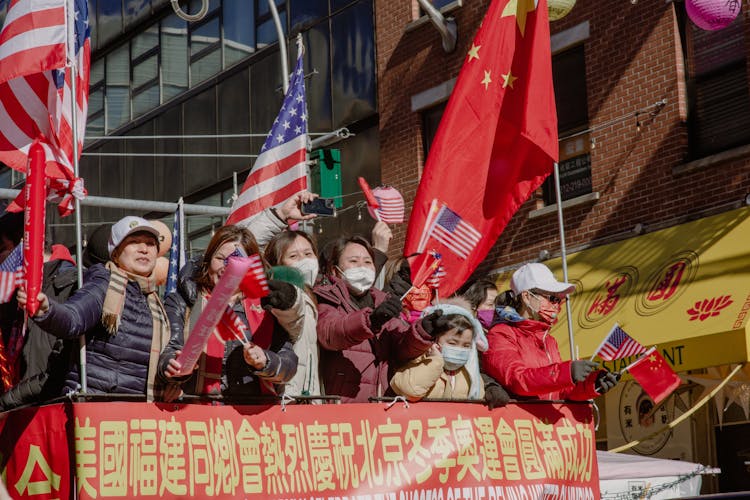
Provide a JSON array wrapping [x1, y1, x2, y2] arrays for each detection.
[[0, 401, 599, 499]]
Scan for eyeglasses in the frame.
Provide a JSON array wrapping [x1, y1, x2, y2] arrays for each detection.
[[528, 290, 565, 305]]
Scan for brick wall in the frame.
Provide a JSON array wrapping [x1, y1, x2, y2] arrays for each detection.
[[375, 0, 750, 280]]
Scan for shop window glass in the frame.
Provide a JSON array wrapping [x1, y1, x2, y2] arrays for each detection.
[[105, 44, 130, 132], [161, 13, 188, 101], [124, 0, 150, 30], [290, 0, 327, 32], [542, 44, 592, 205], [98, 0, 122, 46], [331, 0, 375, 127], [223, 0, 255, 66]]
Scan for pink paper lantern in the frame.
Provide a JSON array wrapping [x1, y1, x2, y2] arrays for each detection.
[[686, 0, 741, 31]]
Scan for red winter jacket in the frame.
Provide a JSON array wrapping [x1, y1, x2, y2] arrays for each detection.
[[314, 277, 433, 403], [482, 317, 600, 401]]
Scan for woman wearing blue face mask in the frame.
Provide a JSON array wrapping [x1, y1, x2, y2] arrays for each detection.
[[390, 298, 486, 402], [313, 235, 436, 403]]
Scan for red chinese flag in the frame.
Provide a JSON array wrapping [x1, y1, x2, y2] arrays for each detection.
[[404, 0, 558, 296], [628, 348, 681, 404]]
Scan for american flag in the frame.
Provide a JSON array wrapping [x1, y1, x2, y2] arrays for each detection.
[[226, 41, 307, 226], [164, 198, 186, 298], [0, 0, 90, 217], [593, 323, 647, 361], [0, 244, 24, 303], [428, 204, 482, 259], [373, 186, 404, 224]]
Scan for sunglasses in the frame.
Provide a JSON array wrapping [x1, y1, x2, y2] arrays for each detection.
[[528, 290, 565, 305]]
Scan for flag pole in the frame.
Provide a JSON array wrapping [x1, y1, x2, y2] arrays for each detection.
[[67, 0, 87, 393], [267, 0, 288, 94], [552, 162, 576, 360], [618, 346, 656, 375]]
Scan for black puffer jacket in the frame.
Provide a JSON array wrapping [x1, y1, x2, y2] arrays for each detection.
[[158, 264, 297, 399], [34, 264, 159, 395], [0, 259, 78, 410]]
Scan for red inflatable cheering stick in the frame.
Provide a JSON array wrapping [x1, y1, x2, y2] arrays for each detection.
[[357, 176, 380, 221], [23, 141, 47, 316]]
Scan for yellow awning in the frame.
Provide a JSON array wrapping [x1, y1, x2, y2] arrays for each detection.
[[494, 207, 750, 372]]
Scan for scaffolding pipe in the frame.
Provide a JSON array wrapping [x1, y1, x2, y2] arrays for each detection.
[[0, 188, 230, 216]]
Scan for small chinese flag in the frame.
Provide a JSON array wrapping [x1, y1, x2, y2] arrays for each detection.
[[215, 306, 248, 343], [627, 347, 681, 404], [409, 250, 442, 289], [238, 254, 270, 298]]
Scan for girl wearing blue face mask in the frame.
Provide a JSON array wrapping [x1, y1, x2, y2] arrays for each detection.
[[390, 299, 486, 402]]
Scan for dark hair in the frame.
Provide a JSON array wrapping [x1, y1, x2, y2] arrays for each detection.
[[83, 223, 113, 268], [461, 279, 498, 311], [495, 290, 522, 311], [320, 235, 374, 278], [194, 225, 262, 292], [435, 314, 475, 338], [264, 230, 318, 266]]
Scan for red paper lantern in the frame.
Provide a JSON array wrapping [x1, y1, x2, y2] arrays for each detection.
[[686, 0, 741, 30]]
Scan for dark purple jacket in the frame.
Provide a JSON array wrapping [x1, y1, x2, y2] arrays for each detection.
[[314, 277, 433, 403]]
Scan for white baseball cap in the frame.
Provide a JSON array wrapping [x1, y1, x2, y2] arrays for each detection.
[[510, 263, 575, 296], [108, 216, 160, 256]]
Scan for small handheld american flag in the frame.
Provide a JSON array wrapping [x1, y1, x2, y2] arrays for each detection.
[[427, 204, 481, 260], [591, 323, 646, 361], [0, 244, 24, 303]]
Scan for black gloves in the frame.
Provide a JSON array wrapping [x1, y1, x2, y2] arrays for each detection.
[[595, 371, 621, 394], [570, 360, 599, 383], [420, 310, 451, 338], [370, 295, 403, 331], [482, 373, 511, 409], [384, 260, 412, 297], [260, 279, 297, 310]]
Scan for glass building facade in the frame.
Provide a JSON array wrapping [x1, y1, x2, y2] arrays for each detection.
[[0, 0, 380, 255]]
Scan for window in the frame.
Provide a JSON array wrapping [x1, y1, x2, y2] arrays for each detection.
[[189, 0, 221, 86], [418, 0, 460, 17], [105, 44, 130, 132], [87, 59, 105, 137], [422, 101, 447, 157], [681, 11, 750, 158], [223, 0, 255, 66], [256, 0, 286, 49], [161, 12, 188, 101], [131, 27, 159, 117], [543, 44, 592, 205]]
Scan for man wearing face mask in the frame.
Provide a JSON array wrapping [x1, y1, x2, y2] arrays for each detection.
[[481, 263, 619, 401], [314, 236, 436, 403]]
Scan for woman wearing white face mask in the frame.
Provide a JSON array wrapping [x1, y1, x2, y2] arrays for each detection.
[[313, 236, 436, 403], [264, 230, 321, 399]]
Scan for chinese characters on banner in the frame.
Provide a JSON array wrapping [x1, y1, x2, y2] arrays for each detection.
[[0, 401, 599, 499]]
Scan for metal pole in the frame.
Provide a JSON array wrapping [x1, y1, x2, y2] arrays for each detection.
[[553, 162, 576, 360], [0, 189, 230, 216], [267, 0, 288, 94], [67, 0, 87, 393]]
